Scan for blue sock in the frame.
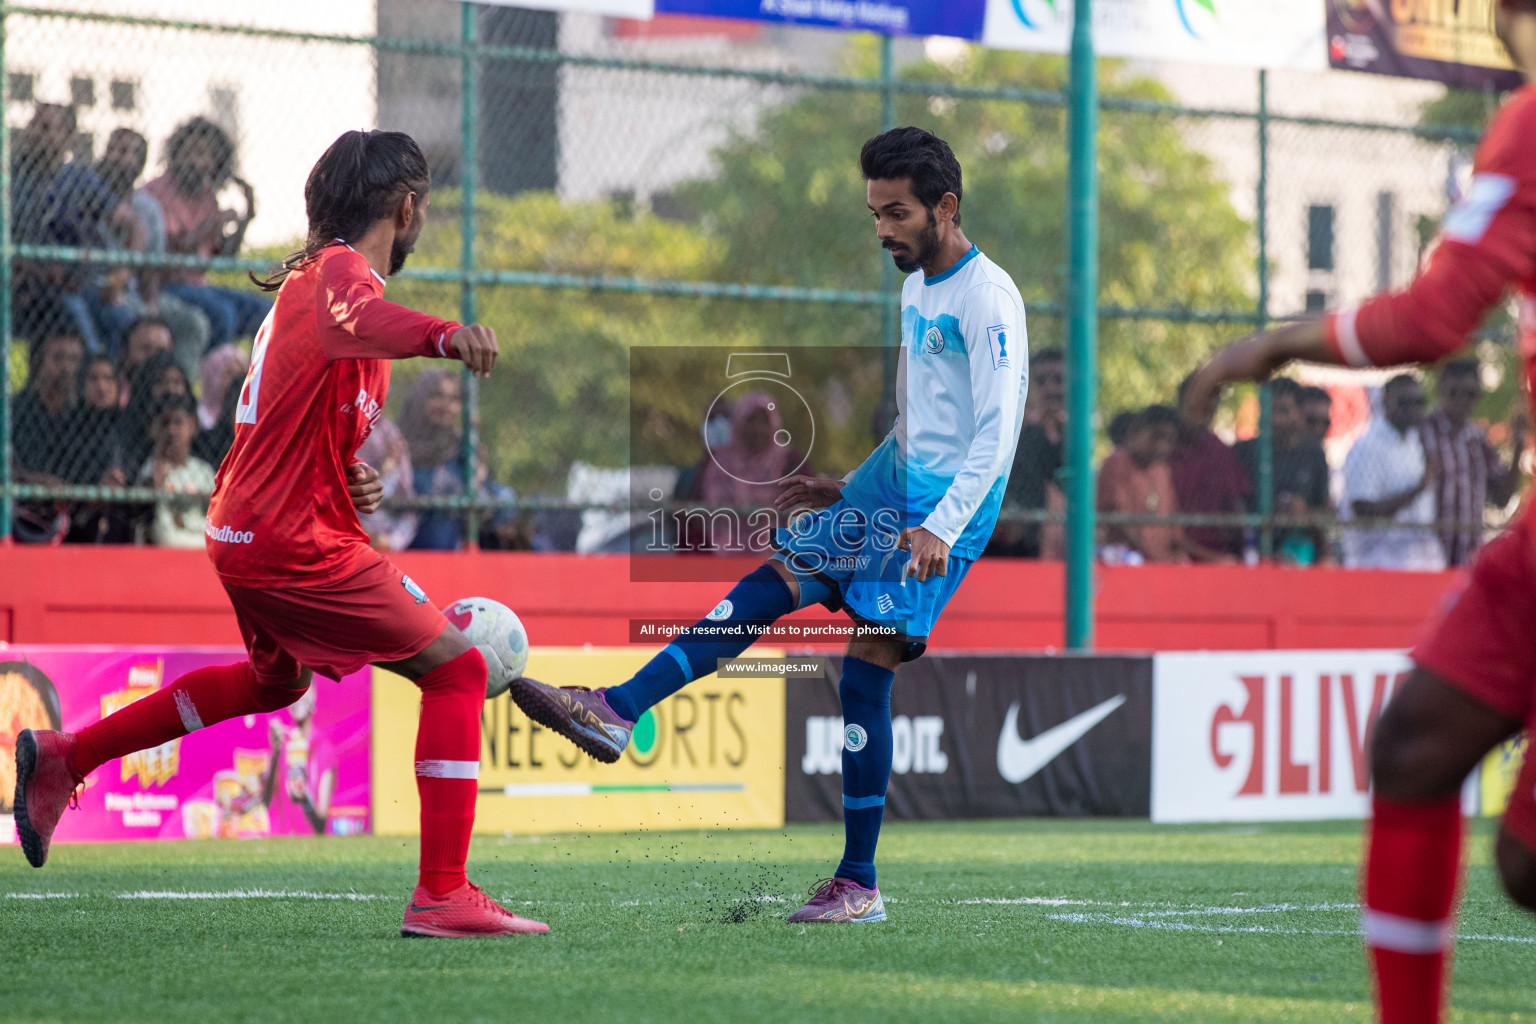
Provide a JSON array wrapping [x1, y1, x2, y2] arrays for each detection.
[[835, 656, 895, 890], [604, 564, 795, 722]]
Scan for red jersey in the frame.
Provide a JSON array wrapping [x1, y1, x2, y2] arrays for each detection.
[[1325, 86, 1536, 385], [206, 244, 461, 587]]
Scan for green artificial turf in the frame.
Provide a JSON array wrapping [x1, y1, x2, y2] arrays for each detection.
[[2, 819, 1533, 1023]]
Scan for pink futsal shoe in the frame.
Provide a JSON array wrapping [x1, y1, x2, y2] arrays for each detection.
[[786, 877, 887, 923], [400, 881, 550, 938], [13, 729, 84, 868], [505, 677, 632, 764]]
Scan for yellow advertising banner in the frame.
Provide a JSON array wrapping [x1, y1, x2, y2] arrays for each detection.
[[372, 648, 785, 835]]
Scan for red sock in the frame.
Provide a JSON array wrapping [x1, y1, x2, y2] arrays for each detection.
[[70, 663, 304, 778], [1363, 795, 1463, 1024], [413, 648, 486, 897]]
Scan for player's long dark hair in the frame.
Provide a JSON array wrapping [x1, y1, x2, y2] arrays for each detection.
[[252, 130, 430, 292]]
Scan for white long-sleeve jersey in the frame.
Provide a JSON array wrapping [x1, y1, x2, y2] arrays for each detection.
[[841, 245, 1028, 561]]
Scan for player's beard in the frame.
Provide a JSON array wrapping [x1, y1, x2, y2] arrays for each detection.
[[884, 209, 941, 274], [388, 214, 423, 276]]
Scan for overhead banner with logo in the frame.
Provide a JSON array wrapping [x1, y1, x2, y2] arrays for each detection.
[[372, 648, 786, 835], [982, 0, 1327, 70], [0, 647, 371, 846], [786, 654, 1152, 822], [1326, 0, 1523, 92], [654, 0, 986, 38]]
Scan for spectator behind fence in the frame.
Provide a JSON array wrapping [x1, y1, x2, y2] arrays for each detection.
[[692, 390, 811, 553], [123, 351, 192, 477], [1341, 374, 1445, 571], [1107, 409, 1137, 449], [13, 331, 84, 542], [1234, 378, 1332, 565], [1169, 373, 1251, 557], [191, 344, 249, 468], [1419, 359, 1526, 567], [1097, 406, 1200, 564], [65, 354, 132, 544], [139, 117, 268, 350], [12, 104, 77, 345], [1300, 385, 1333, 444], [135, 393, 214, 548], [355, 416, 419, 552], [990, 348, 1063, 558], [117, 315, 174, 408], [401, 370, 466, 550]]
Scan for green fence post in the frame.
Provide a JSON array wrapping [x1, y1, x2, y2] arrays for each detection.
[[879, 34, 899, 418], [1064, 0, 1098, 650], [1256, 69, 1273, 558], [460, 1, 481, 548], [0, 8, 11, 544]]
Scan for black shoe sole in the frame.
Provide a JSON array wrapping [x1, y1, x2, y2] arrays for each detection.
[[504, 677, 622, 765], [13, 729, 46, 868]]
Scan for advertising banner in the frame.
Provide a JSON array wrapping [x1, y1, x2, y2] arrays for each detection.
[[479, 0, 657, 16], [372, 648, 785, 835], [982, 0, 1327, 71], [1151, 650, 1413, 823], [0, 647, 371, 845], [786, 654, 1152, 822], [654, 0, 987, 38], [1326, 0, 1523, 92]]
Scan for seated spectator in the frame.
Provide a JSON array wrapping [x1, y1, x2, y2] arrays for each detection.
[[135, 393, 214, 548], [1169, 373, 1250, 558], [117, 315, 175, 408], [1107, 410, 1137, 450], [64, 354, 132, 544], [192, 344, 249, 468], [1234, 378, 1332, 565], [12, 104, 75, 345], [690, 390, 811, 553], [355, 416, 419, 552], [123, 351, 192, 476], [1341, 374, 1445, 571], [989, 348, 1063, 558], [1420, 359, 1525, 567], [1300, 385, 1333, 444], [12, 330, 83, 542], [139, 117, 268, 350], [1098, 405, 1224, 564], [401, 370, 468, 550]]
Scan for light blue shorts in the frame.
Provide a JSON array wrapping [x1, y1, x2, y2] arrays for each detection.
[[771, 500, 973, 662]]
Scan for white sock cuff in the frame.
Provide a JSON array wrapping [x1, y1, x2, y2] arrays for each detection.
[[1362, 909, 1453, 954], [415, 759, 479, 780]]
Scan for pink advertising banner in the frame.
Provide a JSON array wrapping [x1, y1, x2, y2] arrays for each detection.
[[1, 647, 370, 845]]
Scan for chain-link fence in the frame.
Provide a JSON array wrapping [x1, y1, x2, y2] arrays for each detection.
[[3, 1, 1511, 570]]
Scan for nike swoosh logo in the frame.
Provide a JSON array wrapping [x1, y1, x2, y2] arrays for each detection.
[[408, 902, 449, 913], [996, 694, 1127, 784]]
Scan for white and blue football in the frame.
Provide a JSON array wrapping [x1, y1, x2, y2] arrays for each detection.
[[443, 596, 529, 699]]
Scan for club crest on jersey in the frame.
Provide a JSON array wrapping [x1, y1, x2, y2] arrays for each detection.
[[707, 599, 734, 621], [923, 325, 946, 354], [845, 724, 869, 752], [401, 574, 429, 605]]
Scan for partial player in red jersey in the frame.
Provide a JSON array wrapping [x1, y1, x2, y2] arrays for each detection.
[[11, 130, 546, 938], [1186, 4, 1536, 1020]]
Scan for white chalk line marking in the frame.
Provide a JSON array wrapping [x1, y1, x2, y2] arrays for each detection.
[[118, 889, 391, 901]]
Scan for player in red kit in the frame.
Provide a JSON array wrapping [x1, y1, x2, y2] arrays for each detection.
[[11, 130, 547, 938], [1185, 4, 1536, 1020]]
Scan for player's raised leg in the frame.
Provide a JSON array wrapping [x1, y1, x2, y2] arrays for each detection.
[[506, 559, 811, 763], [13, 661, 310, 868]]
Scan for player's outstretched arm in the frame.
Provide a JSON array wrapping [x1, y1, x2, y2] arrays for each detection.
[[319, 250, 464, 363]]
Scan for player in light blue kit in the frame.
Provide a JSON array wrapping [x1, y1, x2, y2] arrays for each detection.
[[509, 128, 1028, 923]]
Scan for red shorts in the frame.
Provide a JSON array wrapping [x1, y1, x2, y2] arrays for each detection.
[[1413, 517, 1536, 844], [221, 553, 447, 684]]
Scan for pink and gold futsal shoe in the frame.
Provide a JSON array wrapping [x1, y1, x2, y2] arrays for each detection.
[[400, 881, 550, 938], [13, 729, 83, 868], [786, 877, 887, 923]]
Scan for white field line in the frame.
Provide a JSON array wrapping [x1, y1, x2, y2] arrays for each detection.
[[1048, 910, 1536, 945], [117, 889, 391, 900], [4, 892, 81, 898]]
